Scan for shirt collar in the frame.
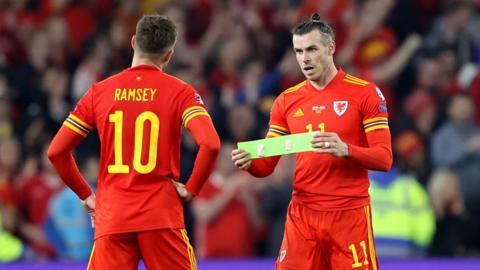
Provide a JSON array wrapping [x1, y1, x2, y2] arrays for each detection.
[[127, 64, 163, 72], [306, 68, 345, 91]]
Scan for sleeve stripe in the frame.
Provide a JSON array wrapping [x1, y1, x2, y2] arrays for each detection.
[[183, 112, 210, 127], [343, 78, 368, 86], [182, 106, 205, 118], [66, 118, 90, 133], [266, 131, 282, 138], [268, 128, 288, 135], [182, 108, 207, 121], [363, 117, 388, 125], [363, 121, 389, 129], [365, 125, 389, 133], [284, 81, 307, 94], [68, 114, 93, 130], [345, 74, 369, 84], [64, 121, 88, 137], [270, 124, 289, 132]]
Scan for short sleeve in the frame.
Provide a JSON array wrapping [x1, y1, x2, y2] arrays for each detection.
[[63, 86, 95, 137], [361, 85, 389, 133], [266, 95, 290, 138], [179, 85, 211, 128]]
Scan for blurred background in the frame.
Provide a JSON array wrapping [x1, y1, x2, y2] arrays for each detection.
[[0, 0, 480, 268]]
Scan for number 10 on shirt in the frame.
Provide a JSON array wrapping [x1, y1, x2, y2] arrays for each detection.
[[108, 110, 159, 174]]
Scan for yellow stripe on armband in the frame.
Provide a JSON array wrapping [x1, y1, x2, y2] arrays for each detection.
[[64, 121, 88, 137], [183, 112, 210, 127], [364, 124, 389, 133], [69, 114, 93, 130]]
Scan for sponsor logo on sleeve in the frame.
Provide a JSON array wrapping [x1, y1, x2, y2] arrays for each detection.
[[378, 102, 388, 112], [279, 249, 287, 262], [376, 87, 385, 101], [195, 93, 205, 105]]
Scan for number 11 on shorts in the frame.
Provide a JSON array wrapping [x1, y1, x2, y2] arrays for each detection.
[[348, 240, 368, 268]]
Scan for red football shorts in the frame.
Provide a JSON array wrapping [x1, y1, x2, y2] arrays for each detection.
[[275, 202, 379, 270], [87, 228, 196, 270]]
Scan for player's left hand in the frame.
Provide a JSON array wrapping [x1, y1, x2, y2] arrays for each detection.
[[170, 179, 194, 203], [311, 132, 349, 157]]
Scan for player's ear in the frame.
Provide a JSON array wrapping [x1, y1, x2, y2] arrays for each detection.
[[131, 35, 136, 50], [328, 41, 335, 55], [328, 41, 335, 56]]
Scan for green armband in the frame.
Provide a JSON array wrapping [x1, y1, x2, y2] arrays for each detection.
[[237, 132, 314, 159]]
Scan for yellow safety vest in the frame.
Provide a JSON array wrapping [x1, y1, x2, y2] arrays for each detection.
[[0, 216, 23, 261], [370, 175, 435, 248]]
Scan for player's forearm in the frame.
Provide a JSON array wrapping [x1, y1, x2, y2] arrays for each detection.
[[347, 129, 393, 171], [49, 151, 93, 199], [372, 34, 421, 84], [247, 156, 280, 177], [354, 0, 395, 41], [193, 190, 237, 223], [47, 126, 93, 200], [347, 143, 392, 171], [185, 117, 221, 196], [242, 191, 263, 228], [186, 143, 221, 195]]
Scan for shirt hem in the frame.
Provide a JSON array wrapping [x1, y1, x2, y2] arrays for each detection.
[[291, 197, 370, 211], [94, 224, 185, 240]]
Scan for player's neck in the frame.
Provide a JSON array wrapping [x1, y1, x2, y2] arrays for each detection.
[[309, 64, 337, 90], [131, 55, 165, 70]]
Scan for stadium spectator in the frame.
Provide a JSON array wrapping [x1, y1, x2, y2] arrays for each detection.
[[369, 168, 435, 258], [193, 143, 262, 258], [369, 130, 435, 258], [44, 156, 98, 260], [431, 93, 480, 254], [15, 144, 63, 259], [0, 94, 14, 140], [427, 169, 465, 256], [0, 214, 22, 262], [404, 90, 438, 143], [394, 130, 431, 185], [424, 0, 479, 66], [0, 137, 23, 262], [431, 94, 480, 207], [259, 155, 294, 257], [72, 34, 110, 101]]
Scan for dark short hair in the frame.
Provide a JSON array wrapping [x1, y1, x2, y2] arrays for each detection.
[[135, 14, 177, 55], [291, 13, 335, 45]]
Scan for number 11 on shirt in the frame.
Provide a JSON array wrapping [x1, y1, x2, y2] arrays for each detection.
[[108, 110, 160, 174], [306, 122, 325, 132]]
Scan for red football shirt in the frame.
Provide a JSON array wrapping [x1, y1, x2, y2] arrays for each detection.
[[266, 69, 389, 210], [195, 173, 255, 258], [16, 172, 63, 225], [64, 64, 211, 239]]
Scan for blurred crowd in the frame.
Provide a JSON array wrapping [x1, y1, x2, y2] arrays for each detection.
[[1, 0, 480, 262]]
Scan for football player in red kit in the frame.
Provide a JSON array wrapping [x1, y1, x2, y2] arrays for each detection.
[[48, 15, 220, 270], [232, 14, 392, 270]]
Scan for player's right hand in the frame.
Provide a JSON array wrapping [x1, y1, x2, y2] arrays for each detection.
[[231, 149, 252, 170], [81, 194, 96, 228]]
